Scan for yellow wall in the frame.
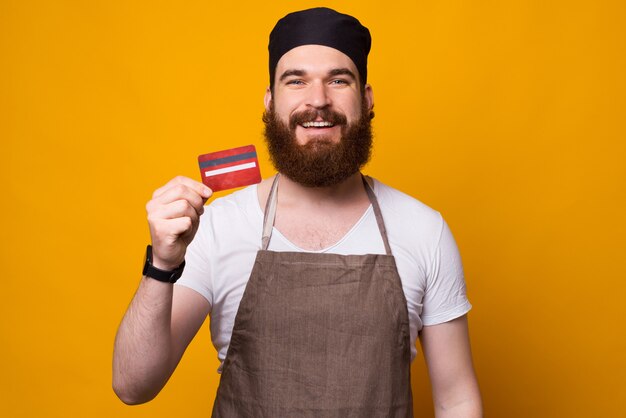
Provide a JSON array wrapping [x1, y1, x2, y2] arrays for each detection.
[[2, 1, 625, 416]]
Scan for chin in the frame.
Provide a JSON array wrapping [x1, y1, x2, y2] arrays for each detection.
[[297, 133, 339, 146]]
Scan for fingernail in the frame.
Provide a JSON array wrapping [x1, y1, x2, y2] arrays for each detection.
[[203, 187, 212, 197]]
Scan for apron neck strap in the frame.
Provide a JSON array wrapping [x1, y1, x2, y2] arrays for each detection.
[[362, 176, 393, 256], [261, 174, 281, 250], [261, 173, 392, 255]]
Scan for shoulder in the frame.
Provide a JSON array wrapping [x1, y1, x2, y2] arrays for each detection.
[[370, 177, 444, 238], [207, 183, 258, 213], [199, 183, 262, 234]]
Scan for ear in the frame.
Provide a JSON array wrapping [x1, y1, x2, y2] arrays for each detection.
[[264, 87, 272, 111], [363, 84, 374, 112]]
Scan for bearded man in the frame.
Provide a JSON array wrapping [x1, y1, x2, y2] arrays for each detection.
[[113, 7, 482, 417]]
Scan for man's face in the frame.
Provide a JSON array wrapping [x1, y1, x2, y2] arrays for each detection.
[[263, 45, 375, 187], [266, 45, 372, 145]]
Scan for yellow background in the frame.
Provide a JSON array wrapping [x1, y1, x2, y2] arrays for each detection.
[[2, 0, 625, 416]]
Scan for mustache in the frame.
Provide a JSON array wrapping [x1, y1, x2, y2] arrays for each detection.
[[289, 108, 348, 130]]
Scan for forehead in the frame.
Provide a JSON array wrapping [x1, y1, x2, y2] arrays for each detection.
[[275, 45, 359, 79]]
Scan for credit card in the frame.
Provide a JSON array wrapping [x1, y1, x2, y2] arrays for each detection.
[[198, 145, 262, 192]]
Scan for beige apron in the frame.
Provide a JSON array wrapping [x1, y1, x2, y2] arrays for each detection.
[[212, 175, 413, 417]]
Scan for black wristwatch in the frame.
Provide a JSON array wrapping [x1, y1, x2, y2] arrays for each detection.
[[142, 245, 185, 283]]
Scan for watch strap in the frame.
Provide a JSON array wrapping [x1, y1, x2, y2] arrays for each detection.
[[142, 245, 185, 283]]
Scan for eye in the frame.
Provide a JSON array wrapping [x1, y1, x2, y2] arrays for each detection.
[[330, 79, 350, 86], [286, 79, 305, 86]]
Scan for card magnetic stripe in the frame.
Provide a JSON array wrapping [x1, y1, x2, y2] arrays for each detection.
[[203, 162, 257, 177], [199, 151, 257, 169]]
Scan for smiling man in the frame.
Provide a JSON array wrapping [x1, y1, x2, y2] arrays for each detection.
[[264, 44, 373, 188], [113, 7, 482, 417]]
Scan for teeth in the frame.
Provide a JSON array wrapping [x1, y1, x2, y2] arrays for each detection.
[[302, 121, 334, 128]]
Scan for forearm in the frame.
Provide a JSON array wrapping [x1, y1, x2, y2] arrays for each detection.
[[112, 276, 176, 404]]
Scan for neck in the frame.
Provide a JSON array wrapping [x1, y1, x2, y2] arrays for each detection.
[[278, 172, 366, 208]]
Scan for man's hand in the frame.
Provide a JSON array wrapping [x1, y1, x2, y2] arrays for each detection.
[[146, 176, 212, 270]]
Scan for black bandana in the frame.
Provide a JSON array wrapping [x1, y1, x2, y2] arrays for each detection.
[[268, 7, 371, 87]]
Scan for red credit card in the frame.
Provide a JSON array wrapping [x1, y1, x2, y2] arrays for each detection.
[[198, 145, 262, 192]]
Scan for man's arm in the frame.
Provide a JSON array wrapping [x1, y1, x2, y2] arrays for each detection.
[[419, 315, 483, 418], [112, 176, 212, 404], [112, 280, 210, 404]]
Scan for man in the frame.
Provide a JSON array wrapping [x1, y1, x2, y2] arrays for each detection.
[[113, 7, 482, 417]]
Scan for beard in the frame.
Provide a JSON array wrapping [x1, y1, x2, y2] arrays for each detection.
[[262, 100, 374, 188]]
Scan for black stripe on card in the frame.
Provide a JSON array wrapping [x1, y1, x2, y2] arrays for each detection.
[[199, 151, 257, 169]]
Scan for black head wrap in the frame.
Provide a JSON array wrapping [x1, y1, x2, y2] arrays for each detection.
[[268, 7, 371, 87]]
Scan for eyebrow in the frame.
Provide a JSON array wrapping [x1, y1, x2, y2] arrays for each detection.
[[278, 67, 358, 83], [279, 69, 306, 82], [328, 68, 357, 81]]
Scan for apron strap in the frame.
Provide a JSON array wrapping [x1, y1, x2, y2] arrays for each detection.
[[261, 173, 392, 256], [362, 176, 393, 256], [261, 174, 280, 250]]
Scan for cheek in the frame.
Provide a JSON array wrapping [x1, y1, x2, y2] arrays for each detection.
[[345, 98, 365, 122], [271, 104, 291, 124], [272, 97, 299, 121]]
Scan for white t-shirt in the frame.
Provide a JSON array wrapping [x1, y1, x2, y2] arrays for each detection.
[[177, 178, 471, 372]]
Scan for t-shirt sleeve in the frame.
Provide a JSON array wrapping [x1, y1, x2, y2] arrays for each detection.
[[174, 218, 214, 309], [420, 217, 471, 326]]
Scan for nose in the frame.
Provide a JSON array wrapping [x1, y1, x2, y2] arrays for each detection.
[[306, 81, 331, 109]]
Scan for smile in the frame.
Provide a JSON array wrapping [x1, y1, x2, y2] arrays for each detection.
[[301, 121, 335, 128]]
